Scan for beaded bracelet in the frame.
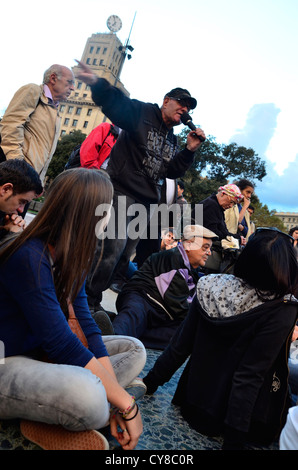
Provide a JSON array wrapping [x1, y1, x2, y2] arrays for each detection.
[[118, 396, 136, 419], [122, 403, 139, 421]]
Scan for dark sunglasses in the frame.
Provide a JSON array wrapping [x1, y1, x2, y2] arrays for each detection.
[[168, 96, 192, 112]]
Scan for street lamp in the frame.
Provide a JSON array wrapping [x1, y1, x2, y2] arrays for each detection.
[[114, 13, 136, 86]]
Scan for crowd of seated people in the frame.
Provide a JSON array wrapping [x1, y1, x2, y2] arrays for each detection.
[[0, 59, 297, 452]]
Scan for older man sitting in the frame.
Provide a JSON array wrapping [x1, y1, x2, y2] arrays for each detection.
[[112, 225, 217, 349]]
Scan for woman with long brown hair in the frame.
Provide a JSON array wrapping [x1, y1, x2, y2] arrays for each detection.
[[0, 168, 146, 450]]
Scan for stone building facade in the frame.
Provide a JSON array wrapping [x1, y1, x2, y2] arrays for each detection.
[[59, 32, 130, 137], [275, 212, 298, 232]]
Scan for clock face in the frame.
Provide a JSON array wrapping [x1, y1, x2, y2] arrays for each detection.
[[107, 15, 122, 33]]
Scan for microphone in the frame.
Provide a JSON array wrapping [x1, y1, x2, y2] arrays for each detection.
[[181, 112, 205, 142]]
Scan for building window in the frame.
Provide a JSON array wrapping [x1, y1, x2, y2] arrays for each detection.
[[67, 106, 73, 113], [93, 59, 97, 65], [86, 58, 90, 64], [83, 121, 88, 128], [87, 108, 92, 116], [61, 130, 66, 137], [103, 48, 107, 55], [77, 82, 82, 89], [60, 104, 65, 112], [72, 120, 78, 127], [76, 107, 82, 115], [99, 59, 104, 66], [90, 46, 94, 53], [64, 118, 70, 125], [96, 47, 101, 53]]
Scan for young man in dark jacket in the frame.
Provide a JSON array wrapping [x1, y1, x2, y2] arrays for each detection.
[[75, 61, 206, 310], [0, 159, 42, 247], [112, 225, 217, 349]]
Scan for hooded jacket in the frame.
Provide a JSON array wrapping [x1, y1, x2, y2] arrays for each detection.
[[144, 274, 298, 446], [90, 79, 195, 204]]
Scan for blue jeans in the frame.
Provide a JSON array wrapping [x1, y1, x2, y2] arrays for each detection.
[[0, 336, 146, 431]]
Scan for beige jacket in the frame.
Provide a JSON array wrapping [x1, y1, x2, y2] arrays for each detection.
[[0, 84, 61, 182], [224, 204, 252, 241]]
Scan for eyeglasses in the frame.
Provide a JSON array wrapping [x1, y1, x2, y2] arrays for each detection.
[[224, 194, 237, 205], [254, 227, 294, 244], [201, 244, 212, 253], [191, 239, 212, 253], [168, 97, 192, 113]]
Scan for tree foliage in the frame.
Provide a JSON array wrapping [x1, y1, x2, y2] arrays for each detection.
[[248, 194, 285, 231], [178, 130, 266, 182], [177, 130, 285, 231], [46, 130, 86, 181]]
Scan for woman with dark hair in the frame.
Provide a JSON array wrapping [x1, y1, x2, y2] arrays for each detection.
[[0, 168, 146, 450], [143, 227, 298, 450], [289, 226, 298, 261]]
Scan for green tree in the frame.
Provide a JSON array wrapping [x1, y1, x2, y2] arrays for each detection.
[[249, 195, 286, 231], [177, 131, 266, 205], [46, 130, 86, 181], [209, 142, 266, 182], [177, 130, 287, 231]]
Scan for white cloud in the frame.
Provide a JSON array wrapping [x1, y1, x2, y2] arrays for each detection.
[[228, 102, 298, 211], [256, 157, 298, 212]]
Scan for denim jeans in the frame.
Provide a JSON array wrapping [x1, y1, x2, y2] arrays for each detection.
[[0, 336, 146, 431]]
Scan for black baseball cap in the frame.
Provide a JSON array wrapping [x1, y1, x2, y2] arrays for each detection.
[[165, 88, 197, 110]]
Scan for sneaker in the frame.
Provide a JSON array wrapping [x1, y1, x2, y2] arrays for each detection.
[[20, 420, 109, 450], [89, 303, 116, 321], [92, 310, 115, 335], [125, 377, 147, 401]]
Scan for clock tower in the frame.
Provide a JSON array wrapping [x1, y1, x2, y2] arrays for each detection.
[[58, 22, 130, 138], [106, 15, 122, 33]]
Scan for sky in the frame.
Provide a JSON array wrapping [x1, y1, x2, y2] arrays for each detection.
[[1, 0, 297, 212]]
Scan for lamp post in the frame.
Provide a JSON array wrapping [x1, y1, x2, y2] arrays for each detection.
[[114, 11, 136, 87], [115, 43, 134, 86]]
